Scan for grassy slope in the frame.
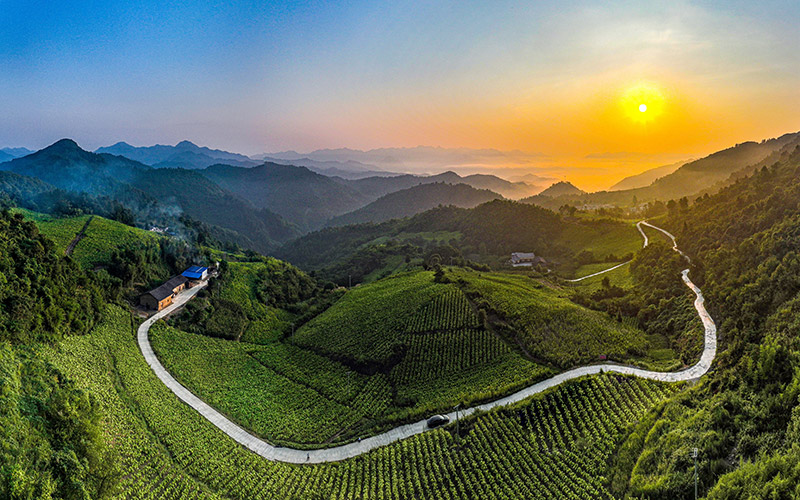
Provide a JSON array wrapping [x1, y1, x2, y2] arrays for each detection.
[[71, 216, 161, 268], [570, 263, 635, 291], [13, 208, 162, 268], [45, 305, 678, 500], [452, 269, 649, 367], [12, 208, 90, 255]]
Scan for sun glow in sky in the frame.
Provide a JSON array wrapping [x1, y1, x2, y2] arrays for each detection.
[[1, 0, 799, 189]]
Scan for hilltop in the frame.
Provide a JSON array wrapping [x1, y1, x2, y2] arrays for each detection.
[[0, 138, 150, 194], [536, 181, 585, 198], [327, 182, 503, 227]]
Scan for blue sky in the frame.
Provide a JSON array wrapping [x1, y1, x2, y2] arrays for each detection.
[[1, 0, 798, 170]]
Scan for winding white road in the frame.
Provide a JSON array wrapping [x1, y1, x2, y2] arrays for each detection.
[[138, 221, 716, 464], [566, 221, 650, 282]]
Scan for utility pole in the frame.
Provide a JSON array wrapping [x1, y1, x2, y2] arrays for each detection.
[[691, 447, 698, 500], [454, 403, 461, 444]]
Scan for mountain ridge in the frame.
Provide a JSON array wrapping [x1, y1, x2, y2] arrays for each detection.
[[327, 182, 503, 227]]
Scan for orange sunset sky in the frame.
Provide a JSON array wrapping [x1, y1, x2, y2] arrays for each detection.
[[3, 1, 799, 190]]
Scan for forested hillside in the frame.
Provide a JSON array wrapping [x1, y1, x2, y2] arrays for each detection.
[[201, 162, 371, 231], [279, 199, 641, 285], [0, 210, 116, 498], [0, 139, 298, 253], [605, 142, 800, 496], [278, 200, 564, 273], [327, 182, 502, 227]]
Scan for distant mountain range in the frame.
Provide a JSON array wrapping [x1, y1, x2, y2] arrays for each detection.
[[343, 170, 536, 200], [0, 140, 295, 252], [200, 165, 537, 231], [327, 182, 503, 227], [5, 131, 798, 254], [201, 162, 373, 232], [0, 139, 541, 251], [96, 141, 258, 169], [255, 155, 394, 179], [0, 147, 34, 163], [523, 132, 800, 210], [261, 146, 547, 173]]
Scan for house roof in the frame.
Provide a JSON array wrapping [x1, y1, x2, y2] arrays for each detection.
[[145, 275, 188, 301], [182, 266, 208, 279]]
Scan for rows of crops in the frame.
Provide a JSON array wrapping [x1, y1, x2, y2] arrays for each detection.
[[150, 323, 368, 446], [453, 269, 649, 368], [151, 273, 557, 444], [393, 328, 511, 383], [13, 208, 90, 254], [292, 271, 451, 365], [406, 289, 480, 332], [152, 319, 549, 445], [15, 208, 163, 268], [69, 215, 160, 268], [45, 306, 679, 499]]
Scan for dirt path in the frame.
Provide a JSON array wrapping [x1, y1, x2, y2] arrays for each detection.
[[566, 221, 649, 282], [65, 216, 94, 256]]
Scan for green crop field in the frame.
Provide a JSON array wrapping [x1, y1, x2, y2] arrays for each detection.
[[570, 263, 635, 291], [152, 272, 553, 445], [69, 215, 160, 267], [153, 269, 665, 445], [44, 305, 679, 500], [14, 208, 162, 267], [451, 269, 649, 367], [12, 208, 90, 255], [560, 219, 643, 260], [292, 271, 457, 366]]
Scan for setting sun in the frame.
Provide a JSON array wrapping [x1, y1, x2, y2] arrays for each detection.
[[620, 82, 665, 124]]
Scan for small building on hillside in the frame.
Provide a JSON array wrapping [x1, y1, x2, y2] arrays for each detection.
[[510, 252, 547, 268], [182, 266, 209, 281], [140, 275, 189, 311], [511, 252, 536, 266]]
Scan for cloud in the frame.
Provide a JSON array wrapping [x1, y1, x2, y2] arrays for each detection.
[[585, 151, 647, 160]]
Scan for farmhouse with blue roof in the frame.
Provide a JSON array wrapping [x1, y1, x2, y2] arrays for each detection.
[[182, 265, 209, 281]]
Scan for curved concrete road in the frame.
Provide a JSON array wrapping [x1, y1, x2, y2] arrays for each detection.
[[138, 221, 716, 464], [566, 221, 649, 282]]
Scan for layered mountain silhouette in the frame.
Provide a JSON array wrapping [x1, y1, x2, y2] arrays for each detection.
[[608, 160, 688, 191], [0, 139, 295, 252], [201, 163, 373, 232], [97, 140, 257, 169], [327, 182, 503, 227]]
